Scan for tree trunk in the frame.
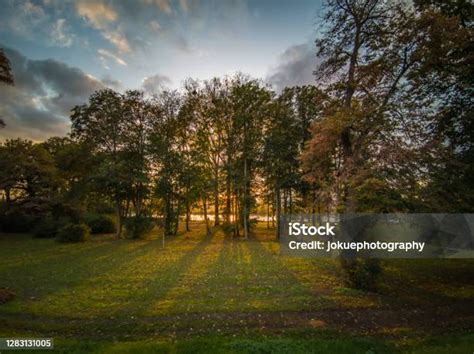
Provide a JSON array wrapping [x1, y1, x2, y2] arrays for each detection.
[[267, 192, 270, 229], [234, 191, 240, 237], [5, 187, 11, 209], [174, 198, 180, 236], [214, 167, 220, 226], [271, 200, 275, 227], [289, 188, 293, 215], [340, 25, 361, 213], [225, 171, 231, 224], [115, 199, 123, 239], [203, 195, 211, 237], [243, 157, 248, 239], [164, 193, 171, 236], [185, 200, 190, 231], [275, 186, 281, 239]]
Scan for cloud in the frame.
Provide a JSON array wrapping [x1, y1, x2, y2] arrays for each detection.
[[173, 34, 191, 53], [0, 47, 107, 141], [143, 0, 173, 14], [98, 48, 127, 67], [142, 74, 172, 94], [14, 1, 47, 35], [101, 75, 122, 90], [149, 20, 162, 32], [76, 1, 118, 30], [179, 0, 190, 13], [266, 43, 318, 92], [102, 30, 131, 53], [76, 1, 131, 54], [51, 19, 73, 47], [1, 0, 72, 48]]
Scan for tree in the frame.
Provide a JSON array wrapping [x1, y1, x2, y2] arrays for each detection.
[[149, 90, 184, 237], [231, 77, 272, 238], [414, 0, 473, 27], [121, 90, 153, 220], [43, 137, 96, 204], [305, 0, 428, 212], [262, 85, 325, 237], [302, 0, 473, 289], [186, 78, 229, 227], [408, 6, 474, 211], [0, 48, 14, 128], [0, 49, 13, 86], [263, 98, 297, 237], [303, 0, 422, 289], [71, 89, 129, 238], [0, 139, 59, 208]]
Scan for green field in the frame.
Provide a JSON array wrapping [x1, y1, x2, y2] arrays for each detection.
[[0, 222, 473, 353]]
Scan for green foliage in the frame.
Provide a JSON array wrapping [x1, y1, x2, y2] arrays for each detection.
[[221, 222, 234, 237], [56, 223, 91, 243], [353, 174, 411, 213], [85, 213, 117, 234], [0, 139, 61, 203], [0, 48, 14, 85], [340, 258, 382, 291], [33, 217, 66, 239], [124, 215, 154, 239]]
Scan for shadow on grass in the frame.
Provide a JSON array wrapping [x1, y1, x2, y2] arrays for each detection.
[[0, 237, 112, 270], [112, 227, 218, 317], [378, 259, 474, 303], [0, 241, 157, 315], [247, 239, 332, 309]]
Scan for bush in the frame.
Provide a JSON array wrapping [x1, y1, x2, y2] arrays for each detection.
[[56, 223, 91, 243], [221, 222, 234, 237], [50, 202, 84, 223], [340, 258, 381, 291], [124, 216, 154, 239], [0, 210, 36, 233], [87, 200, 116, 215], [33, 217, 66, 239], [85, 214, 117, 234]]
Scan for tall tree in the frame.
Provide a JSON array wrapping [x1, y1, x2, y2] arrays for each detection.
[[0, 49, 13, 86], [0, 48, 14, 128], [71, 89, 129, 237], [231, 77, 272, 238], [150, 90, 184, 237], [305, 0, 424, 211]]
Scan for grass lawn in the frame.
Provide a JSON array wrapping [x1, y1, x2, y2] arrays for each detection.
[[0, 222, 473, 353]]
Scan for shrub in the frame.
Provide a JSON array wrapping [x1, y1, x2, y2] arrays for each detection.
[[56, 223, 91, 243], [85, 213, 117, 234], [50, 202, 84, 223], [340, 258, 381, 291], [124, 216, 154, 239], [33, 217, 66, 239], [0, 210, 35, 233], [221, 222, 234, 237], [87, 200, 115, 214]]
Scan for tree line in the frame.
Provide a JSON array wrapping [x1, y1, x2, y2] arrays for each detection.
[[0, 0, 472, 243]]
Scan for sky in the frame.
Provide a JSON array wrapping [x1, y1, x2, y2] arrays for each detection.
[[0, 0, 323, 141]]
